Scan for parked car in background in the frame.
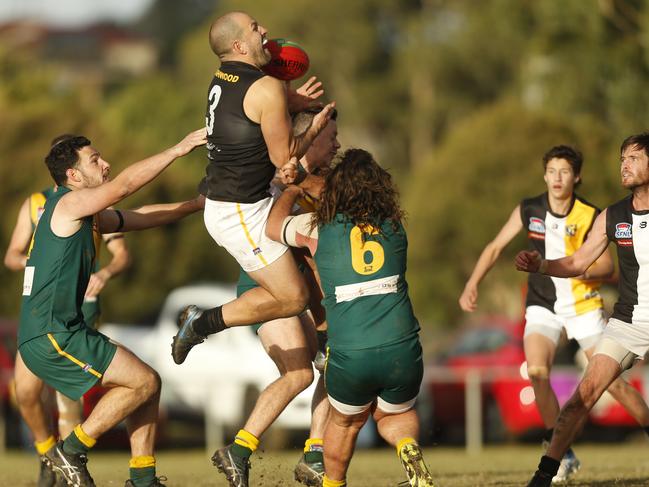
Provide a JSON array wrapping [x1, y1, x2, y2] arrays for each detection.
[[101, 283, 316, 447], [421, 315, 649, 443]]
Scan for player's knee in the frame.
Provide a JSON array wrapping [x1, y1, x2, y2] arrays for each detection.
[[14, 382, 40, 405], [577, 379, 601, 408], [138, 368, 161, 401], [283, 291, 309, 317], [527, 365, 550, 381], [291, 367, 314, 392], [606, 378, 626, 396]]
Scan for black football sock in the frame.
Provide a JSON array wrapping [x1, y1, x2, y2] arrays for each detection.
[[193, 305, 227, 336], [538, 455, 560, 476]]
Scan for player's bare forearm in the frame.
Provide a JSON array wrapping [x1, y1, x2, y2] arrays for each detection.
[[267, 186, 302, 242], [467, 241, 503, 287], [4, 250, 28, 271], [576, 241, 615, 281], [102, 239, 131, 278], [544, 256, 585, 277], [99, 198, 203, 233], [289, 102, 336, 159], [515, 251, 585, 277], [4, 198, 32, 271]]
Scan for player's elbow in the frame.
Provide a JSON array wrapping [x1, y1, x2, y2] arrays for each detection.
[[4, 252, 23, 272], [117, 249, 132, 273]]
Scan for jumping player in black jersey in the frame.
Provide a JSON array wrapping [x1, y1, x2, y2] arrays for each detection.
[[460, 145, 649, 482], [519, 133, 649, 487], [170, 11, 334, 487]]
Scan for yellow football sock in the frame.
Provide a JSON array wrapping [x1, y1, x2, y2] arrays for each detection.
[[35, 435, 57, 455], [304, 437, 324, 453], [323, 474, 346, 487], [129, 455, 156, 469], [396, 437, 417, 456], [234, 429, 259, 452], [74, 424, 97, 448]]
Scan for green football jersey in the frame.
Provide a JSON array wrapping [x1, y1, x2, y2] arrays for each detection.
[[314, 214, 419, 351], [19, 187, 97, 346]]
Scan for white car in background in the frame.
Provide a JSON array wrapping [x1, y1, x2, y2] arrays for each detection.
[[101, 283, 316, 447]]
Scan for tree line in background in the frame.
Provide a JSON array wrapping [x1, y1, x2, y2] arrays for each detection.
[[1, 0, 648, 326]]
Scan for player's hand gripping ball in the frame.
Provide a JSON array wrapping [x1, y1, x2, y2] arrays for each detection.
[[262, 38, 310, 81]]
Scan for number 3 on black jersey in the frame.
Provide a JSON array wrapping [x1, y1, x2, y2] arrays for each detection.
[[205, 85, 222, 135], [350, 225, 385, 275]]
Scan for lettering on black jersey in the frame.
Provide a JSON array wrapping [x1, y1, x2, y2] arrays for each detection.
[[214, 70, 240, 83]]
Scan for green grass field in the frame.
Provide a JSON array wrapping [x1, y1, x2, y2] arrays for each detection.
[[1, 443, 649, 486]]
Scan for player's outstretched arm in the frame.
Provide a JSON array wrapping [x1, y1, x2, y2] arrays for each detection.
[[516, 209, 610, 277], [459, 205, 523, 312], [4, 197, 32, 271], [97, 195, 205, 234], [57, 128, 207, 224]]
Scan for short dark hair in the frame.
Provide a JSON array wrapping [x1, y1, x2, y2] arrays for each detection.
[[621, 133, 649, 157], [292, 107, 338, 137], [45, 135, 91, 186], [50, 133, 77, 147], [542, 145, 583, 175]]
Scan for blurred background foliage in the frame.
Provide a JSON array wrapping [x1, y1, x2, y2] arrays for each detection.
[[2, 0, 649, 326]]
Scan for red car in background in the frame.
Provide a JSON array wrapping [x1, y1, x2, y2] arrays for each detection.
[[421, 316, 648, 443]]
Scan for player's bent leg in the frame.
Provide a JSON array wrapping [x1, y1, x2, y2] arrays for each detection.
[[583, 341, 649, 427], [226, 250, 309, 324], [15, 352, 60, 487], [171, 251, 308, 364], [14, 351, 54, 442], [547, 353, 623, 460], [525, 332, 580, 483], [323, 402, 371, 485], [212, 317, 313, 487], [528, 353, 623, 487], [99, 345, 163, 487], [244, 316, 314, 436], [523, 331, 560, 428], [81, 345, 160, 440]]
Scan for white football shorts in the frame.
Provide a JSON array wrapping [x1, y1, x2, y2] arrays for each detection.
[[524, 305, 605, 350], [204, 196, 288, 272]]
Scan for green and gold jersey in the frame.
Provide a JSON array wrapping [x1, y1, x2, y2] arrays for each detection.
[[312, 214, 420, 351], [19, 186, 97, 346]]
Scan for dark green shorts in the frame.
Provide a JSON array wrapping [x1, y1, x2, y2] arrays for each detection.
[[81, 298, 101, 330], [19, 326, 117, 401], [325, 337, 423, 407]]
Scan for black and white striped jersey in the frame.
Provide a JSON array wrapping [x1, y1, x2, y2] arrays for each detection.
[[521, 193, 603, 316], [606, 195, 649, 325]]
